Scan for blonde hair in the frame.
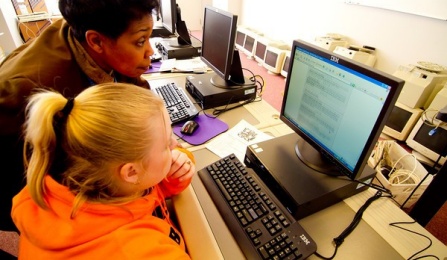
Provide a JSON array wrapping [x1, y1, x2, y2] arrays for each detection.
[[24, 83, 164, 215]]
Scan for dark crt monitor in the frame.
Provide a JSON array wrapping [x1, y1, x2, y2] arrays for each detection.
[[200, 6, 246, 87], [235, 30, 245, 48], [254, 39, 268, 63], [160, 0, 176, 34], [406, 118, 447, 164], [382, 102, 422, 141], [280, 39, 404, 180], [387, 106, 412, 132], [244, 34, 255, 53]]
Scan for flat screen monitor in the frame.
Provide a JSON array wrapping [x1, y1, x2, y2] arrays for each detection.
[[160, 0, 176, 34], [280, 39, 404, 180], [200, 6, 246, 87]]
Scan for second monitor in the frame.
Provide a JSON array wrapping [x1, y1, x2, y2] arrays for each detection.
[[185, 6, 256, 109]]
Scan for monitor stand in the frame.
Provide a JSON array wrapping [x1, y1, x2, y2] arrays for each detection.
[[244, 133, 376, 219]]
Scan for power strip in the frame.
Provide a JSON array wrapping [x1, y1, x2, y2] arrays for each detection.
[[17, 12, 50, 22]]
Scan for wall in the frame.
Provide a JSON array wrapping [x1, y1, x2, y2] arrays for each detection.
[[178, 0, 242, 31], [239, 0, 447, 74], [0, 1, 23, 55]]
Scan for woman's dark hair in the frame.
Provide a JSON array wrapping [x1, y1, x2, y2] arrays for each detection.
[[59, 0, 159, 41]]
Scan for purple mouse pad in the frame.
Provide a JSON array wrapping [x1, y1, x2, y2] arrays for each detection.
[[173, 114, 229, 145]]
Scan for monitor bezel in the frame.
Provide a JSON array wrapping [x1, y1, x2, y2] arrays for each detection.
[[280, 39, 404, 180]]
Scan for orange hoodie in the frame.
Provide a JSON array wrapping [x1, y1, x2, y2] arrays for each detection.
[[12, 149, 194, 259]]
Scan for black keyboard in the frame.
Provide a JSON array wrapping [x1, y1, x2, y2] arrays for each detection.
[[198, 154, 317, 260], [152, 82, 198, 124]]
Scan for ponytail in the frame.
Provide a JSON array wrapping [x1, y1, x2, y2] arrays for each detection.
[[24, 90, 71, 209]]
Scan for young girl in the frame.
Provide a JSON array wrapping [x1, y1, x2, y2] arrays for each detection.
[[12, 83, 195, 259]]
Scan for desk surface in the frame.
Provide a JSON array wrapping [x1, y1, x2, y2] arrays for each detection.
[[145, 74, 447, 259]]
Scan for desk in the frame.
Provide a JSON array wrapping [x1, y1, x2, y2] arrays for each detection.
[[144, 74, 447, 259]]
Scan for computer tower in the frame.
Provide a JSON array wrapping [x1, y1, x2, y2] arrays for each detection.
[[159, 37, 202, 60], [185, 73, 257, 109], [244, 134, 376, 220]]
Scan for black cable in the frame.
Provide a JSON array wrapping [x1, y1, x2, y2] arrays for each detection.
[[334, 191, 382, 245], [314, 191, 384, 260], [389, 221, 439, 260]]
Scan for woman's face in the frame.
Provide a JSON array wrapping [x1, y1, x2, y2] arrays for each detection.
[[100, 15, 155, 77]]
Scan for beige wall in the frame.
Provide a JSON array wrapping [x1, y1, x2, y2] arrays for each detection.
[[239, 0, 447, 75]]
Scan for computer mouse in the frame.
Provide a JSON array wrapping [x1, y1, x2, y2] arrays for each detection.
[[180, 120, 199, 135]]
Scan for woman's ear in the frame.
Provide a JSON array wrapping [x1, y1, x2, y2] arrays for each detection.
[[85, 30, 105, 54], [119, 163, 140, 184]]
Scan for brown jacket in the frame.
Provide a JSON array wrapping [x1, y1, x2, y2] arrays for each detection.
[[0, 19, 149, 231]]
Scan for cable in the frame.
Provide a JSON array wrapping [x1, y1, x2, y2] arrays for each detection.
[[389, 221, 439, 260], [314, 191, 384, 260], [388, 153, 420, 185], [400, 150, 444, 209]]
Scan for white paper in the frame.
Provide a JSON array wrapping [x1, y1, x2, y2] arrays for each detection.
[[158, 57, 208, 73], [206, 120, 273, 163]]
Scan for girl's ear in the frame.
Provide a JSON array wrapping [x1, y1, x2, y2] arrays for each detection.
[[119, 163, 140, 184], [85, 30, 105, 54]]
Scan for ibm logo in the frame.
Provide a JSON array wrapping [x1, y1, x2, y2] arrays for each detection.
[[330, 56, 339, 63], [300, 234, 311, 245]]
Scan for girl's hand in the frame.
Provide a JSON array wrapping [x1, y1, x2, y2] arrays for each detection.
[[166, 149, 195, 183]]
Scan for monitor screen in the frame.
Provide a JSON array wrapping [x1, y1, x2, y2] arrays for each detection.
[[236, 31, 245, 47], [254, 40, 267, 63], [244, 35, 255, 53], [280, 39, 404, 180], [413, 122, 447, 155], [282, 55, 290, 73], [265, 49, 278, 68], [160, 0, 176, 34], [201, 6, 245, 87], [387, 106, 412, 132]]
